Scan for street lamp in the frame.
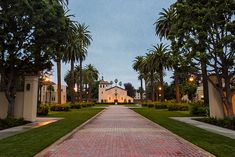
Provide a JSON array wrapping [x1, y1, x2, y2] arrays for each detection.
[[189, 75, 195, 82]]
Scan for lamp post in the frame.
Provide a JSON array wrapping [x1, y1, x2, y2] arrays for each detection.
[[158, 86, 162, 101]]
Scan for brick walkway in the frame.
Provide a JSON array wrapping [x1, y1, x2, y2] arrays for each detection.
[[42, 106, 213, 157]]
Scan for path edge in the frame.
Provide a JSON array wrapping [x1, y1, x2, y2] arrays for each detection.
[[34, 108, 106, 157], [130, 108, 216, 157]]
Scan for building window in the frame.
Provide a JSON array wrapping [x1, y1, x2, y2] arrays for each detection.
[[109, 97, 111, 100], [102, 91, 103, 94]]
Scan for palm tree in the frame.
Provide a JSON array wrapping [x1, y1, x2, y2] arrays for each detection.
[[141, 53, 157, 101], [84, 64, 99, 101], [149, 43, 169, 102], [155, 7, 182, 103], [133, 56, 145, 102], [63, 22, 81, 103], [155, 7, 176, 40], [77, 23, 92, 102]]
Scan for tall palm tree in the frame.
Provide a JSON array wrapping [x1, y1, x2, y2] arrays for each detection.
[[155, 7, 182, 103], [77, 23, 92, 102], [54, 14, 73, 104], [63, 22, 81, 103], [141, 53, 157, 101], [84, 64, 99, 101], [155, 7, 176, 40], [149, 43, 169, 102], [133, 56, 145, 102]]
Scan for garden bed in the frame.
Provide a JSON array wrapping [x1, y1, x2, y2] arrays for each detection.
[[0, 118, 30, 131], [195, 117, 235, 130]]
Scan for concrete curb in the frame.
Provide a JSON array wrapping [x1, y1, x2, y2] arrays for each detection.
[[34, 108, 106, 157], [129, 108, 216, 157]]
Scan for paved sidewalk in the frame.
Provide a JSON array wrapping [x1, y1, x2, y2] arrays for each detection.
[[41, 106, 213, 157], [171, 117, 235, 139]]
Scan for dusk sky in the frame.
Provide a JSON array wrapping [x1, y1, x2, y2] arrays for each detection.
[[53, 0, 176, 88]]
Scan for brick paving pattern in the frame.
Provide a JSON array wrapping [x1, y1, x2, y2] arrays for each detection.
[[43, 106, 212, 157]]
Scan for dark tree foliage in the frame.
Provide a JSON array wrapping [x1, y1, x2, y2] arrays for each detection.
[[0, 0, 69, 117], [173, 0, 235, 117], [124, 83, 136, 98]]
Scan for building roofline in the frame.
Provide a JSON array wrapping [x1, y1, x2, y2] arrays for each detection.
[[106, 86, 126, 91]]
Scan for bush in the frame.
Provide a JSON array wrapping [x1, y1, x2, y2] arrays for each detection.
[[155, 104, 167, 109], [0, 117, 29, 130], [168, 104, 189, 111], [69, 102, 95, 109], [196, 117, 235, 130], [70, 103, 81, 109], [50, 104, 70, 111], [190, 102, 208, 116], [148, 103, 154, 108], [37, 104, 49, 116], [141, 102, 148, 107]]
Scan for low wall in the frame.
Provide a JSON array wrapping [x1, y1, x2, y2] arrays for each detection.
[[0, 76, 38, 121]]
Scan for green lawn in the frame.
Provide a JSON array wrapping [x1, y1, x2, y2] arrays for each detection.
[[0, 108, 103, 157], [133, 108, 235, 157]]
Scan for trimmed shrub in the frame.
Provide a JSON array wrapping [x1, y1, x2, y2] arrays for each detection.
[[50, 104, 70, 111], [37, 104, 49, 116], [168, 104, 189, 111], [141, 103, 148, 107], [155, 104, 167, 109], [190, 102, 208, 116], [196, 117, 235, 130], [70, 103, 81, 109], [70, 102, 95, 109], [148, 103, 154, 108], [0, 117, 29, 130]]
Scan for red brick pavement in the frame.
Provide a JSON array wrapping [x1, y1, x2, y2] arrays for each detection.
[[41, 106, 213, 157]]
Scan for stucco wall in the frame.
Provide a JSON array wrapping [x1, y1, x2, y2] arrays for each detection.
[[0, 76, 38, 121]]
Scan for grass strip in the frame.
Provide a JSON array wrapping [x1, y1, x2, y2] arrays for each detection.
[[133, 108, 235, 157], [0, 108, 103, 157]]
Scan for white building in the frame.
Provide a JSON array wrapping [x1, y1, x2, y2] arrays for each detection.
[[40, 83, 67, 104], [196, 85, 204, 101], [98, 80, 134, 103], [134, 90, 146, 101]]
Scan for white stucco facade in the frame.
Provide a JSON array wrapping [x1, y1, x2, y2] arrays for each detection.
[[134, 91, 146, 101], [98, 80, 134, 103], [40, 84, 67, 104]]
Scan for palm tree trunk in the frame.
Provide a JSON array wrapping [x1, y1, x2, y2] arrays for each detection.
[[151, 71, 154, 102], [140, 78, 143, 102], [79, 59, 83, 102], [57, 59, 62, 104], [175, 71, 181, 103], [144, 78, 148, 101], [160, 69, 164, 102], [88, 82, 92, 102], [70, 60, 75, 104]]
